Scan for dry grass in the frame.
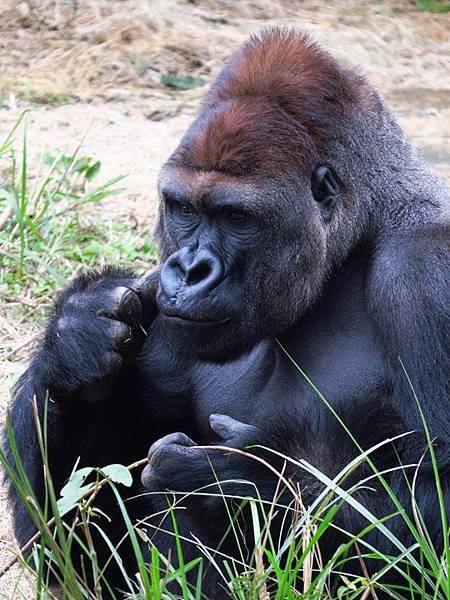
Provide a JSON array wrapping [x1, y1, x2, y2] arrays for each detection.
[[1, 0, 449, 105], [1, 0, 238, 101]]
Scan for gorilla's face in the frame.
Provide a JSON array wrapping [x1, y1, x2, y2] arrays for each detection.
[[154, 163, 339, 361]]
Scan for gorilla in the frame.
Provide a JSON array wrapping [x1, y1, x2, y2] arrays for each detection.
[[3, 29, 449, 598]]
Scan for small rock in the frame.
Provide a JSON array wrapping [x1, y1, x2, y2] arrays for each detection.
[[8, 93, 17, 110], [16, 2, 31, 18]]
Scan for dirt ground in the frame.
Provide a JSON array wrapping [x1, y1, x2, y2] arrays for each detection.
[[0, 1, 449, 597]]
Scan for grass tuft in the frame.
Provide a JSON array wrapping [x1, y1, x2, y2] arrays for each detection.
[[0, 114, 157, 325]]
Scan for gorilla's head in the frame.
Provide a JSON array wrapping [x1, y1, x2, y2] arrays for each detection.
[[154, 29, 365, 360]]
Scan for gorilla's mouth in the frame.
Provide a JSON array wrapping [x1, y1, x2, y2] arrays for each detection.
[[160, 310, 230, 326]]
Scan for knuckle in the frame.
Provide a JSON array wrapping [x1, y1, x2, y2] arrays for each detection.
[[149, 445, 166, 466], [149, 442, 183, 468], [95, 287, 141, 323], [177, 432, 195, 446], [141, 464, 157, 489], [56, 315, 73, 334], [111, 286, 130, 305], [119, 290, 143, 323], [100, 286, 132, 316], [103, 352, 123, 374], [147, 432, 195, 464], [147, 435, 172, 460]]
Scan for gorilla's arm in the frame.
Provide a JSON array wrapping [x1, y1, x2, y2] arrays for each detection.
[[2, 267, 159, 547], [368, 226, 450, 466]]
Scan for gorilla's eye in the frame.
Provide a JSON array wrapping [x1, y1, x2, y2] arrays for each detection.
[[227, 210, 248, 221], [180, 204, 193, 216]]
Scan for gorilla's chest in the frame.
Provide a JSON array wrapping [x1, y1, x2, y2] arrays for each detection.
[[192, 315, 388, 443]]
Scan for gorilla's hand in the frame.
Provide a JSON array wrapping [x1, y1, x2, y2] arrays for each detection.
[[141, 415, 261, 492], [141, 432, 197, 491], [42, 269, 159, 402]]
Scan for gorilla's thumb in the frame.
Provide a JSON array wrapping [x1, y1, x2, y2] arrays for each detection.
[[134, 270, 160, 329]]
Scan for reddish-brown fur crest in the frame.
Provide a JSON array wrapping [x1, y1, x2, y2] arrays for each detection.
[[173, 28, 367, 176], [181, 96, 316, 177]]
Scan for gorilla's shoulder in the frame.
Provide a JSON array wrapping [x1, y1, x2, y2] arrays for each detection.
[[366, 223, 449, 443], [368, 223, 449, 305]]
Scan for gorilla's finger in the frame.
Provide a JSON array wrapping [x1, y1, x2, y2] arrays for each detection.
[[141, 464, 158, 489], [134, 271, 160, 327], [151, 442, 197, 469], [135, 271, 159, 300], [117, 289, 142, 327], [56, 314, 129, 344], [209, 413, 259, 442], [147, 432, 196, 464]]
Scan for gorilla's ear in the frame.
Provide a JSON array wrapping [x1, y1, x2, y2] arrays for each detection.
[[311, 165, 340, 222]]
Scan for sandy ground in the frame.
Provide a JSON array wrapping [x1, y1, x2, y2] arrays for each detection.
[[0, 1, 449, 597]]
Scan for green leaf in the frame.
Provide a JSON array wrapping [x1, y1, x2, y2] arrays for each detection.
[[57, 466, 95, 516], [160, 74, 206, 91], [42, 152, 56, 167], [72, 156, 92, 174], [60, 155, 73, 169], [85, 160, 101, 182], [101, 464, 133, 487]]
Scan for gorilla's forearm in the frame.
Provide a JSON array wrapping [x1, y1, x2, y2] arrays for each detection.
[[3, 359, 149, 547]]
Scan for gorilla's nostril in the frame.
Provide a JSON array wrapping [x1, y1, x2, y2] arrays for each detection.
[[187, 262, 211, 285], [160, 248, 223, 298], [169, 260, 185, 282]]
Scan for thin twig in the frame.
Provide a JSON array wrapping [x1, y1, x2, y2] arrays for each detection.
[[4, 333, 40, 360], [355, 541, 379, 600], [2, 444, 299, 580], [196, 445, 299, 499]]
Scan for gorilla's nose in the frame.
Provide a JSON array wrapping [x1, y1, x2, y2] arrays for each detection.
[[160, 247, 224, 300]]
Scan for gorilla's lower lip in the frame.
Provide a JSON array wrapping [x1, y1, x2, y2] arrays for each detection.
[[160, 312, 230, 325]]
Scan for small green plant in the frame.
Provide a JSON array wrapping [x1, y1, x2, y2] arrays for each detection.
[[160, 74, 206, 91], [0, 113, 157, 320], [416, 0, 450, 13], [23, 84, 72, 105]]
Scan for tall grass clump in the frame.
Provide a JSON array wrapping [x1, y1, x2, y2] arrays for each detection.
[[0, 112, 157, 322], [1, 381, 448, 599]]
